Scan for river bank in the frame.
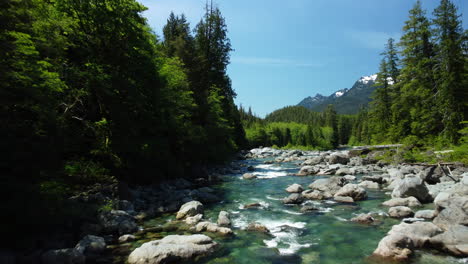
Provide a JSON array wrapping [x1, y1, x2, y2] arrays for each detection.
[[3, 146, 467, 263]]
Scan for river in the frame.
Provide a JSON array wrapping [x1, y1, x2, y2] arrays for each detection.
[[121, 154, 464, 264]]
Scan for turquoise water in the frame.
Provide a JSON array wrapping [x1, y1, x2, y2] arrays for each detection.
[[119, 158, 464, 264]]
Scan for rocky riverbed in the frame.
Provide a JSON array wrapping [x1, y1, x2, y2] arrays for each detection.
[[6, 147, 467, 264]]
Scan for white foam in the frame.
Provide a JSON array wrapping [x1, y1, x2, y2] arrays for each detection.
[[253, 171, 288, 179], [324, 200, 337, 204], [335, 216, 348, 222], [281, 209, 303, 215], [318, 207, 334, 213], [278, 242, 312, 255], [266, 195, 283, 201], [255, 164, 284, 170]]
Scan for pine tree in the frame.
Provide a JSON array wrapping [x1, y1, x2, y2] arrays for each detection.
[[392, 0, 437, 140], [433, 0, 466, 143], [370, 58, 392, 141]]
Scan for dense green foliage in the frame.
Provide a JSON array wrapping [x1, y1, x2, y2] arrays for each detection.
[[1, 0, 244, 246], [241, 105, 354, 150], [351, 0, 467, 148]]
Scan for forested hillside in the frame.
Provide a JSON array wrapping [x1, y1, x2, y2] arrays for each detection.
[[1, 0, 244, 245]]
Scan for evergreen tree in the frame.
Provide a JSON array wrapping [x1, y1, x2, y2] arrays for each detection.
[[433, 0, 466, 143], [369, 58, 392, 141]]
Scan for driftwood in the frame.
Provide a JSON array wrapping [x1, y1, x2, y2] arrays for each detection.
[[438, 163, 459, 183], [401, 162, 462, 166]]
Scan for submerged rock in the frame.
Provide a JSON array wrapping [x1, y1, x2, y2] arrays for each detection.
[[246, 222, 270, 234], [127, 234, 218, 264], [176, 201, 204, 220], [243, 173, 257, 179], [351, 213, 375, 224], [300, 205, 319, 213]]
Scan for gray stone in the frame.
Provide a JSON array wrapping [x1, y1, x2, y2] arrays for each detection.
[[300, 205, 319, 213], [119, 234, 136, 243], [302, 189, 327, 200], [98, 210, 138, 235], [41, 248, 85, 264], [302, 156, 323, 166], [308, 176, 347, 196], [75, 235, 106, 256], [382, 197, 422, 207], [351, 213, 375, 224], [414, 210, 437, 220], [217, 211, 231, 227], [246, 222, 270, 233], [127, 235, 218, 264], [362, 175, 385, 184], [359, 180, 379, 189], [297, 166, 319, 176], [391, 175, 432, 203], [388, 206, 414, 218], [243, 173, 257, 179], [327, 154, 349, 165], [344, 175, 356, 181], [335, 168, 355, 176], [185, 214, 203, 225], [176, 201, 204, 220], [194, 221, 233, 236], [285, 183, 304, 193], [334, 184, 367, 201], [283, 193, 304, 204], [334, 196, 354, 203], [433, 192, 468, 230], [429, 225, 468, 256]]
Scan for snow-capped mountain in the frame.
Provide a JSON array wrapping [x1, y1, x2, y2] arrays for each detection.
[[297, 74, 379, 114]]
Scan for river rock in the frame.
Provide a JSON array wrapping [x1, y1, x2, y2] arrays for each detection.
[[334, 184, 367, 201], [41, 248, 85, 264], [119, 234, 136, 243], [300, 205, 319, 213], [344, 175, 356, 181], [243, 173, 257, 179], [414, 210, 437, 220], [194, 221, 233, 236], [283, 193, 304, 204], [217, 211, 231, 227], [302, 156, 323, 166], [433, 191, 468, 230], [176, 201, 204, 220], [387, 168, 404, 179], [334, 196, 354, 203], [302, 189, 327, 200], [98, 210, 138, 235], [308, 176, 347, 196], [185, 214, 203, 225], [362, 175, 385, 184], [297, 166, 319, 176], [246, 222, 270, 233], [382, 197, 421, 207], [351, 213, 375, 224], [391, 175, 432, 203], [359, 180, 379, 189], [429, 224, 468, 256], [388, 206, 414, 218], [127, 234, 218, 264], [335, 168, 355, 176], [285, 183, 304, 193], [244, 202, 262, 209], [327, 154, 349, 165], [75, 235, 106, 256], [372, 222, 442, 261]]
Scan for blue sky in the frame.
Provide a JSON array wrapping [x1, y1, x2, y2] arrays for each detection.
[[139, 0, 468, 117]]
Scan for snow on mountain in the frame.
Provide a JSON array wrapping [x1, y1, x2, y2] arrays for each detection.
[[359, 74, 377, 84]]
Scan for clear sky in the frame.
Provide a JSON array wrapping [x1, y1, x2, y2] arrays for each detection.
[[139, 0, 468, 117]]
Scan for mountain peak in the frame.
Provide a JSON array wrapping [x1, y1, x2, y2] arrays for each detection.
[[358, 74, 377, 84]]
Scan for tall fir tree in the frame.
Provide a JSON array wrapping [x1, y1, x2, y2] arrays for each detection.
[[433, 0, 466, 143]]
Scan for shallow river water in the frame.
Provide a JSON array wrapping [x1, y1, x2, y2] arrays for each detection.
[[125, 157, 464, 264]]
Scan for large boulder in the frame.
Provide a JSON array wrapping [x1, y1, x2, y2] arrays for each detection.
[[308, 176, 347, 196], [327, 154, 349, 165], [359, 181, 379, 189], [372, 222, 442, 261], [75, 235, 106, 257], [283, 193, 304, 204], [302, 189, 327, 200], [285, 184, 304, 193], [334, 196, 354, 203], [382, 197, 422, 207], [41, 249, 85, 264], [429, 225, 468, 256], [391, 175, 432, 203], [433, 192, 468, 230], [334, 184, 367, 201], [297, 166, 319, 176], [127, 235, 218, 264], [362, 175, 385, 184], [217, 211, 231, 227], [302, 156, 323, 166], [176, 201, 204, 220], [98, 210, 138, 235], [388, 206, 414, 218], [335, 168, 355, 176], [414, 210, 437, 220]]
